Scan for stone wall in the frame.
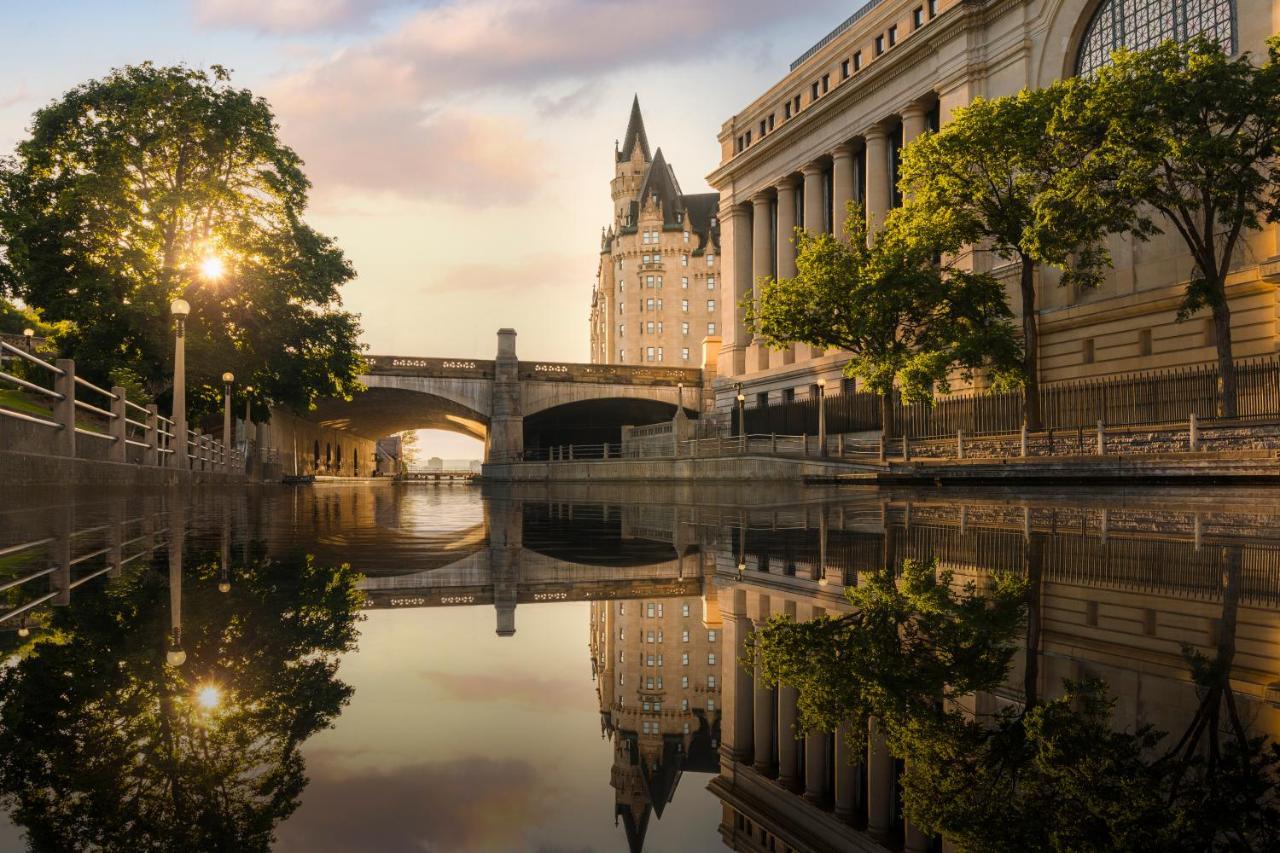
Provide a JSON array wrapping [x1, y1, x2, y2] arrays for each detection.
[[256, 408, 380, 479], [0, 448, 244, 488]]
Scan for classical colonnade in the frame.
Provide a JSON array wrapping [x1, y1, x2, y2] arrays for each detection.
[[720, 96, 938, 378], [721, 584, 934, 851]]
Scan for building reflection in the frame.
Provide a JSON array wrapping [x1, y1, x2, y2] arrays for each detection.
[[703, 490, 1280, 853]]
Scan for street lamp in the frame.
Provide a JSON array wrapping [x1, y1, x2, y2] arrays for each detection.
[[221, 372, 234, 473], [817, 377, 827, 457], [21, 328, 33, 352], [735, 383, 746, 452], [170, 299, 191, 470]]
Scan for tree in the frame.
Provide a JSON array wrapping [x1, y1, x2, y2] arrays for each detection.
[[746, 207, 1022, 436], [747, 558, 1027, 753], [1052, 37, 1280, 418], [0, 63, 365, 422], [0, 544, 362, 851], [897, 83, 1120, 430]]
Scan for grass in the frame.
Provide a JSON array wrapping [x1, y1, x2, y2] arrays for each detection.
[[0, 387, 54, 419]]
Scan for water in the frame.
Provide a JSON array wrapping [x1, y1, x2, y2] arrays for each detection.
[[0, 483, 1277, 852]]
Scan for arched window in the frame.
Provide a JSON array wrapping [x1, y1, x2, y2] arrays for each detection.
[[1076, 0, 1235, 76]]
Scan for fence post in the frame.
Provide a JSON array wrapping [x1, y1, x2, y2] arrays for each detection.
[[145, 404, 159, 466], [956, 429, 965, 460], [568, 444, 575, 461], [902, 434, 911, 462], [1020, 425, 1028, 458], [802, 433, 808, 457], [878, 435, 886, 464], [109, 386, 127, 463], [53, 359, 76, 457], [1189, 413, 1199, 452], [1096, 420, 1105, 456], [838, 433, 845, 457], [771, 433, 777, 455]]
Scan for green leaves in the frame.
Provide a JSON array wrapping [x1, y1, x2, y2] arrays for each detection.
[[0, 63, 365, 421], [746, 204, 1022, 406]]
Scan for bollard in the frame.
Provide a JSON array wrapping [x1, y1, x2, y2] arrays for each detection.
[[956, 429, 965, 460], [53, 359, 76, 457], [1020, 424, 1028, 458], [1189, 413, 1199, 452], [109, 386, 127, 463], [144, 404, 160, 466], [1096, 420, 1105, 456]]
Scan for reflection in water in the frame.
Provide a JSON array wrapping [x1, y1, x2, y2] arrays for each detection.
[[0, 486, 1278, 851]]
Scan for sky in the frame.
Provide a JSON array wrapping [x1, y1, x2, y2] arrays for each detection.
[[0, 0, 856, 456]]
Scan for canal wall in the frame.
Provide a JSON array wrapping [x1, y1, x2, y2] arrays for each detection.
[[482, 455, 874, 482], [0, 448, 245, 488]]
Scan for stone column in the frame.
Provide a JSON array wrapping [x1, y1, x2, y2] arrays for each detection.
[[831, 144, 856, 240], [834, 722, 858, 822], [723, 587, 755, 764], [777, 599, 800, 790], [864, 125, 890, 240], [752, 594, 776, 776], [804, 731, 830, 805], [802, 163, 825, 237], [775, 177, 799, 366], [751, 191, 773, 373], [802, 164, 828, 360], [488, 494, 522, 636], [901, 102, 929, 145], [486, 328, 523, 464], [867, 716, 895, 841], [724, 203, 752, 376]]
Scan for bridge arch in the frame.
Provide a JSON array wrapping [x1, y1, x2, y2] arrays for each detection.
[[311, 382, 490, 443]]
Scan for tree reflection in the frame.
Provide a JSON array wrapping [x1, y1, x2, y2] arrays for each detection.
[[0, 539, 362, 852], [749, 549, 1280, 851]]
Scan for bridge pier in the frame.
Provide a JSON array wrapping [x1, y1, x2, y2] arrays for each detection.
[[486, 328, 524, 464]]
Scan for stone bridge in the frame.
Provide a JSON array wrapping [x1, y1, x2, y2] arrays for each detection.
[[311, 329, 703, 461]]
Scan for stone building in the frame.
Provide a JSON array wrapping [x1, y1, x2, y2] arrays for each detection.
[[590, 587, 723, 851], [707, 0, 1278, 411], [590, 98, 723, 369]]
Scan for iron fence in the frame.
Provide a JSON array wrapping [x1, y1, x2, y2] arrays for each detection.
[[739, 355, 1280, 439]]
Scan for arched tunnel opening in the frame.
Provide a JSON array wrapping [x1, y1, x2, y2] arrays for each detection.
[[522, 398, 696, 452]]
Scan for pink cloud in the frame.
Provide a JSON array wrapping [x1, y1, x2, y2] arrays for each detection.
[[194, 0, 405, 32]]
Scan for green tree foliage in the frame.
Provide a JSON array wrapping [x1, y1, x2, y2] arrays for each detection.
[[0, 63, 365, 421], [747, 558, 1027, 752], [750, 544, 1280, 851], [0, 544, 363, 852], [746, 208, 1022, 435], [897, 83, 1122, 430], [1050, 37, 1280, 418]]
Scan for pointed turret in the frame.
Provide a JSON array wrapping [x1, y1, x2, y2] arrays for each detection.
[[617, 95, 652, 164]]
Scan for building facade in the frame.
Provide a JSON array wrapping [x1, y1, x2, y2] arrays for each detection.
[[707, 0, 1279, 411], [590, 98, 723, 369]]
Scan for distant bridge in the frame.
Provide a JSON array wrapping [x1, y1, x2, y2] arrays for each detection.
[[311, 329, 702, 462]]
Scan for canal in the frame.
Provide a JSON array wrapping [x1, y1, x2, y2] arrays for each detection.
[[0, 483, 1277, 852]]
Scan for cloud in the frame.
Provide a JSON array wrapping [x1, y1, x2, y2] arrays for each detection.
[[194, 0, 409, 33], [419, 668, 582, 707], [277, 755, 556, 852], [265, 0, 846, 204]]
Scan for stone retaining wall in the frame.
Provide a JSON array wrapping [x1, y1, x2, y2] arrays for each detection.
[[0, 449, 246, 487]]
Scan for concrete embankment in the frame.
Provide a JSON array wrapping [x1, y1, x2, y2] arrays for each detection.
[[0, 449, 246, 488], [482, 450, 1280, 484], [811, 450, 1280, 485]]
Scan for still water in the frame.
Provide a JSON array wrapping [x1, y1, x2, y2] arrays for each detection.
[[0, 483, 1277, 852]]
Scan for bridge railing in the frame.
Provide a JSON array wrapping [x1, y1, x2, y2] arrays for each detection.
[[0, 343, 241, 472]]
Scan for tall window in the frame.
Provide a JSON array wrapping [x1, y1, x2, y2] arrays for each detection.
[[1076, 0, 1235, 76]]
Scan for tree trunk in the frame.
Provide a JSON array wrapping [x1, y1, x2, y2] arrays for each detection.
[[1022, 536, 1043, 709], [880, 392, 895, 439], [1019, 256, 1043, 431], [1212, 294, 1236, 418]]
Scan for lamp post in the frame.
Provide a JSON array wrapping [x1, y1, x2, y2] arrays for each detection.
[[735, 384, 746, 453], [170, 300, 191, 470], [817, 377, 827, 457], [221, 372, 234, 473], [21, 327, 33, 352]]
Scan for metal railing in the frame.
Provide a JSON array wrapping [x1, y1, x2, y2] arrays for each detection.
[[0, 512, 169, 629], [0, 344, 241, 472]]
